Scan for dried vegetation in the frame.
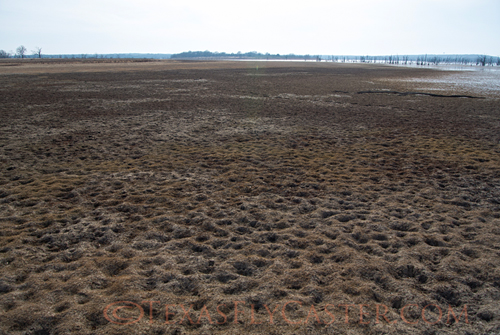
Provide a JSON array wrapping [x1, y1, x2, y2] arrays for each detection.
[[0, 60, 499, 334]]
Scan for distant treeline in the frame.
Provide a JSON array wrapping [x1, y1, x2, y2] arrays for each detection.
[[171, 51, 320, 61], [0, 51, 171, 59], [2, 48, 499, 66], [171, 51, 500, 66], [352, 54, 500, 66]]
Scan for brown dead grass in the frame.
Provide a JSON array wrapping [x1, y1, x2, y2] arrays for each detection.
[[0, 60, 500, 334]]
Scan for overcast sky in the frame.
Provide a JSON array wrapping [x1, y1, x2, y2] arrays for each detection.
[[1, 0, 499, 56]]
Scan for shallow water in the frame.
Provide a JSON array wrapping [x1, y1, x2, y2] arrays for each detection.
[[235, 59, 500, 97], [394, 65, 500, 97]]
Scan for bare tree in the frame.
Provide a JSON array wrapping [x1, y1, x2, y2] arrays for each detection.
[[0, 50, 11, 58], [32, 47, 42, 58], [477, 55, 487, 66], [16, 45, 27, 58]]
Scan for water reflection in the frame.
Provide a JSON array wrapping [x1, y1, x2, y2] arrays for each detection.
[[394, 65, 500, 97]]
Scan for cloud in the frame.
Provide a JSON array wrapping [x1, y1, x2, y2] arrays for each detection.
[[0, 0, 498, 55]]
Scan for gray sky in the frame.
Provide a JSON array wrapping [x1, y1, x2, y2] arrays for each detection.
[[1, 0, 499, 56]]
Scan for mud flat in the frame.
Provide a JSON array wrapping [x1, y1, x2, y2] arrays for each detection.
[[0, 59, 499, 334]]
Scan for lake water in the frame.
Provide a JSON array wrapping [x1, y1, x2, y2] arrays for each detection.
[[389, 64, 500, 97], [233, 58, 500, 97]]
